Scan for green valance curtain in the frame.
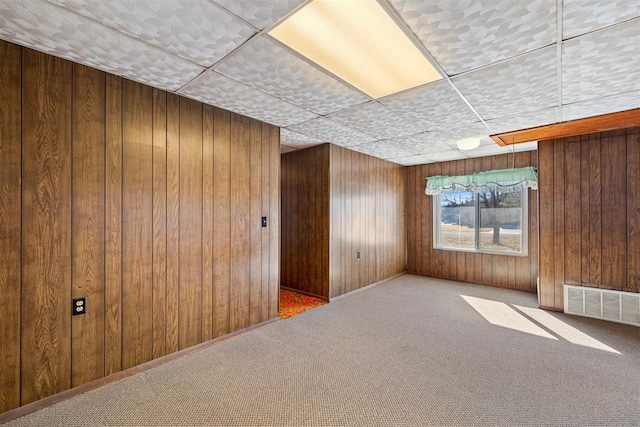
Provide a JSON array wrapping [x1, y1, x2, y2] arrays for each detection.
[[425, 167, 538, 195]]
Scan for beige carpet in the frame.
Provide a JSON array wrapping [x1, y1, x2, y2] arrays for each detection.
[[6, 275, 640, 426]]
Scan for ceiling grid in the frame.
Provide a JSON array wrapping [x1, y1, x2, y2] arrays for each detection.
[[0, 0, 637, 164]]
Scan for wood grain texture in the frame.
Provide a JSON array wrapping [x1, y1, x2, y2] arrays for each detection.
[[0, 40, 22, 413], [2, 41, 281, 415], [104, 74, 123, 376], [121, 80, 153, 369], [249, 119, 262, 325], [260, 123, 271, 322], [627, 128, 640, 293], [282, 144, 405, 300], [71, 63, 105, 387], [406, 153, 538, 293], [178, 97, 203, 349], [202, 104, 214, 341], [152, 88, 167, 359], [230, 113, 251, 332], [21, 48, 73, 405], [268, 124, 280, 319], [213, 107, 231, 336], [537, 128, 640, 309], [165, 93, 180, 354], [280, 145, 330, 298]]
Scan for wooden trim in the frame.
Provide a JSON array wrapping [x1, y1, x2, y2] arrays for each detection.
[[491, 108, 640, 146], [329, 272, 405, 302], [0, 318, 277, 425], [537, 305, 563, 313]]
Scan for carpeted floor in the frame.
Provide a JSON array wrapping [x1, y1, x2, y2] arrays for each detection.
[[279, 289, 326, 319], [6, 274, 640, 426]]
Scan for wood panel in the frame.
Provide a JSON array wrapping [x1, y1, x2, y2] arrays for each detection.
[[178, 97, 203, 349], [1, 40, 280, 416], [71, 63, 105, 387], [0, 41, 22, 413], [152, 88, 167, 359], [249, 119, 262, 325], [230, 114, 251, 332], [165, 93, 180, 354], [104, 74, 123, 376], [121, 80, 153, 369], [280, 144, 330, 298], [212, 107, 231, 337], [406, 153, 538, 293], [202, 104, 214, 341], [281, 144, 405, 300], [21, 48, 73, 404], [538, 127, 640, 310]]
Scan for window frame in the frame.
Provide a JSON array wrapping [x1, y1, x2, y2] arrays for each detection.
[[433, 186, 528, 256]]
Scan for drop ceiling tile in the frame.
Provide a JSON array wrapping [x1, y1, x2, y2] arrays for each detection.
[[287, 117, 376, 147], [453, 46, 557, 120], [46, 0, 256, 67], [563, 0, 640, 39], [280, 128, 323, 147], [424, 150, 468, 162], [388, 0, 556, 75], [393, 132, 460, 154], [513, 141, 538, 152], [388, 154, 432, 166], [349, 140, 417, 159], [380, 80, 480, 131], [213, 0, 306, 30], [214, 36, 369, 115], [462, 144, 513, 158], [327, 101, 426, 139], [485, 107, 560, 134], [179, 71, 317, 127], [562, 18, 640, 104], [0, 0, 203, 91], [563, 90, 640, 121]]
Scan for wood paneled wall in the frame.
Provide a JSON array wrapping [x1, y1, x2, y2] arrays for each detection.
[[0, 41, 280, 414], [538, 127, 640, 310], [280, 144, 406, 299], [328, 145, 406, 299], [405, 152, 538, 292], [281, 145, 331, 297]]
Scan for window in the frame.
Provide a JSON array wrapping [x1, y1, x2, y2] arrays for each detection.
[[433, 185, 528, 255]]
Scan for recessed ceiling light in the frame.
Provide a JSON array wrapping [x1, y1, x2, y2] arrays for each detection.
[[269, 0, 442, 99]]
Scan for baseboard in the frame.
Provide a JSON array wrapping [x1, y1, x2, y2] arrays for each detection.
[[538, 304, 563, 312], [0, 318, 277, 424], [329, 272, 406, 302]]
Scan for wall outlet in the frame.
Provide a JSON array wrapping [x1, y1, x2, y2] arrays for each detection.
[[72, 297, 86, 316], [262, 216, 268, 227], [357, 251, 361, 259]]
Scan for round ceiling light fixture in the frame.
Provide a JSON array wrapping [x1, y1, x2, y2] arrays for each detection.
[[456, 136, 481, 151]]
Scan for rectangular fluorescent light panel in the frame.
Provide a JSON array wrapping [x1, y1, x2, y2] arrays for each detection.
[[269, 0, 441, 99]]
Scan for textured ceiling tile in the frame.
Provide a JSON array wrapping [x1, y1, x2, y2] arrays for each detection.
[[0, 0, 203, 91], [393, 132, 460, 154], [424, 150, 468, 162], [462, 144, 512, 157], [387, 154, 432, 166], [563, 90, 640, 121], [287, 117, 376, 147], [179, 71, 317, 127], [562, 18, 640, 104], [388, 0, 556, 75], [327, 101, 426, 139], [513, 141, 538, 152], [46, 0, 256, 67], [213, 0, 306, 30], [349, 140, 417, 159], [214, 36, 369, 115], [453, 46, 557, 120], [280, 128, 323, 146], [563, 0, 640, 39], [485, 107, 560, 134], [380, 80, 480, 131]]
